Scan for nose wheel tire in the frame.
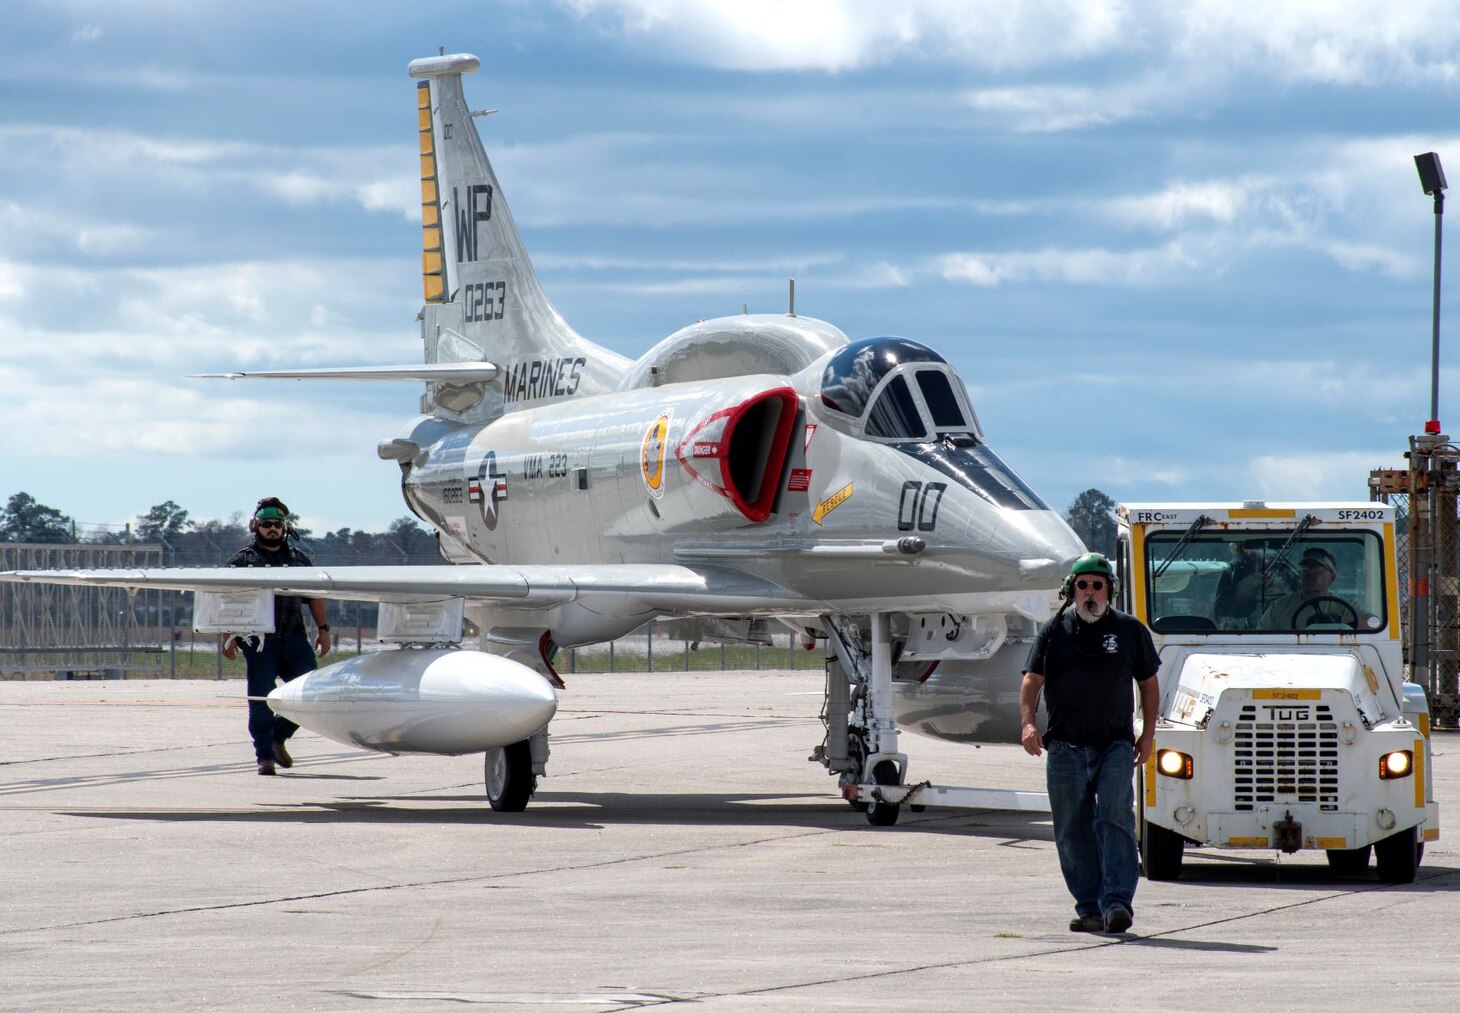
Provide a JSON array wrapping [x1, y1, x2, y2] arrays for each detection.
[[484, 739, 536, 812], [864, 759, 901, 827]]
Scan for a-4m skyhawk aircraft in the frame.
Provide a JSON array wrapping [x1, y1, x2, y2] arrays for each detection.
[[3, 53, 1085, 825]]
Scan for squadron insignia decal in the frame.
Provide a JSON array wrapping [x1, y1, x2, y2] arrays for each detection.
[[641, 411, 671, 498], [468, 451, 509, 529]]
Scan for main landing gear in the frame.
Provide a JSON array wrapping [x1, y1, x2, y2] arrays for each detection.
[[484, 727, 550, 812], [817, 614, 909, 826]]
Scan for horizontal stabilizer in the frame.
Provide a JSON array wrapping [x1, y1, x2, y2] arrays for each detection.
[[193, 363, 499, 382]]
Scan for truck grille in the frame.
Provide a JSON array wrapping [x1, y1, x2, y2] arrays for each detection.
[[1233, 703, 1340, 811]]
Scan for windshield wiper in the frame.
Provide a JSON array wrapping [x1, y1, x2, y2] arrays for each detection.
[[1266, 514, 1318, 576], [1153, 515, 1212, 579]]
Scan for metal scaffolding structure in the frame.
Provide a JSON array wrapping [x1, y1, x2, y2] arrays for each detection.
[[0, 543, 167, 679], [1372, 433, 1460, 726]]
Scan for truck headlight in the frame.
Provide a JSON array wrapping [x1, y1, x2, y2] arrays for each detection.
[[1380, 750, 1413, 779], [1156, 749, 1193, 779]]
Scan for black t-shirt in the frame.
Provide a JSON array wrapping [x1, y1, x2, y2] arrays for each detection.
[[225, 541, 315, 637], [1024, 607, 1160, 748]]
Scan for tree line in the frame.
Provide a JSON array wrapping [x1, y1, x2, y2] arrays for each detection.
[[0, 492, 443, 567], [4, 486, 1121, 563]]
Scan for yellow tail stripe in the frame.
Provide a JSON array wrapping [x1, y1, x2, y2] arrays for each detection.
[[417, 80, 445, 304]]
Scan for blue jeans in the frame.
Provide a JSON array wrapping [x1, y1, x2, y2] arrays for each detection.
[[1046, 739, 1139, 919], [241, 633, 317, 762]]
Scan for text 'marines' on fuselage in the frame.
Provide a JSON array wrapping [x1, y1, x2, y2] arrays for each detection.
[[1, 52, 1085, 823]]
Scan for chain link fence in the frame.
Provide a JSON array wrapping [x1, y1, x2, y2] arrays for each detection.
[[1373, 463, 1459, 726]]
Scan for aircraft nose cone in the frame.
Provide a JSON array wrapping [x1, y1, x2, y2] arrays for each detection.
[[1011, 511, 1087, 585]]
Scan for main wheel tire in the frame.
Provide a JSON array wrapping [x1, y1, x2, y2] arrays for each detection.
[[864, 759, 901, 827], [1325, 845, 1372, 874], [1141, 818, 1185, 881], [484, 739, 536, 812], [1374, 826, 1419, 884]]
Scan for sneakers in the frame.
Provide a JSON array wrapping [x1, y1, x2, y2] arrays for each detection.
[[257, 760, 276, 776], [1069, 914, 1104, 933], [273, 739, 293, 769], [1103, 905, 1133, 934]]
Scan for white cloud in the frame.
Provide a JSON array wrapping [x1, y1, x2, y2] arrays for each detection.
[[935, 242, 1199, 287], [1104, 179, 1258, 230], [561, 0, 1129, 72], [76, 223, 152, 255], [1248, 450, 1406, 502], [559, 0, 1460, 84], [70, 24, 104, 44]]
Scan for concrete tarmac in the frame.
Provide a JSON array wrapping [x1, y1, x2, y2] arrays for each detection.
[[3, 671, 1458, 1011]]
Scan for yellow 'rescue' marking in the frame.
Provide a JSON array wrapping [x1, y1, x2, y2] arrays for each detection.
[[812, 483, 853, 525], [1314, 837, 1346, 849], [1424, 827, 1440, 842], [1227, 837, 1269, 848]]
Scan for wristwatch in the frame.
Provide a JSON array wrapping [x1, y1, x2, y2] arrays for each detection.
[[318, 624, 331, 632]]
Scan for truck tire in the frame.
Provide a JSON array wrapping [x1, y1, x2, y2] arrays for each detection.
[[1374, 826, 1419, 884], [1142, 818, 1184, 880], [1324, 845, 1371, 873]]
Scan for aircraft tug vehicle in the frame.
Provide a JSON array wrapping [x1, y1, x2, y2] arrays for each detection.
[[1120, 501, 1437, 881]]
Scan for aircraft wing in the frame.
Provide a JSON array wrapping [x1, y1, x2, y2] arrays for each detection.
[[0, 563, 817, 616]]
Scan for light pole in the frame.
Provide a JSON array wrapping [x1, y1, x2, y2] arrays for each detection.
[[1415, 152, 1447, 433], [1413, 152, 1450, 718]]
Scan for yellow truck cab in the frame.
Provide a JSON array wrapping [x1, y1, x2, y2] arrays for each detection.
[[1119, 501, 1437, 882]]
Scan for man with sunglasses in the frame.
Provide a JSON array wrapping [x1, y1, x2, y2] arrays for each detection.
[[222, 497, 331, 775], [1257, 546, 1365, 630], [1020, 552, 1160, 935]]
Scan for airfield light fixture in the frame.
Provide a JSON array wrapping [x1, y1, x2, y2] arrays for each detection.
[[1415, 152, 1447, 434]]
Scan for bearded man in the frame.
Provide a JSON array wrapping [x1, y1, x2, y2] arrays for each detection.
[[222, 497, 331, 775], [1019, 552, 1160, 935]]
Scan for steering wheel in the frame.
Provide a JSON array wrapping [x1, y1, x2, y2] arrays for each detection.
[[1291, 595, 1360, 629]]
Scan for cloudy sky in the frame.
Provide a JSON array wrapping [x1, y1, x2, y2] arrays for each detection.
[[2, 1, 1457, 537]]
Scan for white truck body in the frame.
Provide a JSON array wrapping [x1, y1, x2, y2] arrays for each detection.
[[1119, 501, 1438, 882]]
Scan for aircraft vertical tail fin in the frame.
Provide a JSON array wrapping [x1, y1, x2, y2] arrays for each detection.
[[408, 54, 628, 419]]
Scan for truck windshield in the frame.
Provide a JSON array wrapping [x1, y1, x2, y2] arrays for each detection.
[[1141, 530, 1387, 634]]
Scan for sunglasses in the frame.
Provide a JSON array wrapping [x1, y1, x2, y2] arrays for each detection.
[[1075, 579, 1106, 591], [256, 519, 285, 530]]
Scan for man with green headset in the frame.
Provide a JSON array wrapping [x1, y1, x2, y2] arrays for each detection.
[[222, 496, 332, 775], [1020, 552, 1160, 935]]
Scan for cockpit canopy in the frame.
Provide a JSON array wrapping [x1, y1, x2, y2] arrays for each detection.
[[820, 337, 982, 442]]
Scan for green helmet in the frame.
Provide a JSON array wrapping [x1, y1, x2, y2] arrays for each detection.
[[1070, 552, 1115, 579], [1061, 552, 1120, 601]]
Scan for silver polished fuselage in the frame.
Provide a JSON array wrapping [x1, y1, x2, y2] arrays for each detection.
[[397, 366, 1083, 648]]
